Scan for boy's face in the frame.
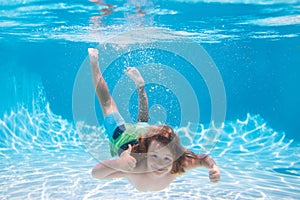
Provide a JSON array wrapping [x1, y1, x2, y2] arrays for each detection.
[[147, 140, 174, 176]]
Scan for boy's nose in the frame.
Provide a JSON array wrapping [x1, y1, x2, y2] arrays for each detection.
[[157, 158, 168, 166]]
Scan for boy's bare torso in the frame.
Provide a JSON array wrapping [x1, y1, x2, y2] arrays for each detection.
[[126, 161, 178, 191]]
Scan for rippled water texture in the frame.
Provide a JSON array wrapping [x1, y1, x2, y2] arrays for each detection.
[[1, 0, 300, 43], [0, 103, 299, 199]]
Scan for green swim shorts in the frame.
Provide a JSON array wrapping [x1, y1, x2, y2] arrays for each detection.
[[103, 112, 148, 157]]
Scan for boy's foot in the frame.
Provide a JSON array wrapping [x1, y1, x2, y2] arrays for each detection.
[[124, 67, 145, 88], [88, 48, 99, 65]]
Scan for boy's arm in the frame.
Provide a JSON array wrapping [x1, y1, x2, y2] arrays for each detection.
[[92, 145, 137, 179], [92, 159, 127, 179], [184, 154, 220, 182], [124, 67, 149, 123]]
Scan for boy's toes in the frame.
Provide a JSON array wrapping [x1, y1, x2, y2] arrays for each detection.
[[124, 67, 133, 71], [124, 67, 134, 74], [88, 48, 98, 56]]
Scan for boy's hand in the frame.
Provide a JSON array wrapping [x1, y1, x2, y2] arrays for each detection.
[[118, 144, 137, 172], [209, 164, 220, 183]]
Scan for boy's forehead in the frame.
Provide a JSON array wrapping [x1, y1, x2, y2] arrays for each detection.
[[149, 140, 164, 148], [149, 141, 171, 152]]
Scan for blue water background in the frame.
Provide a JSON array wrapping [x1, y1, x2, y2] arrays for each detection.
[[1, 0, 299, 140]]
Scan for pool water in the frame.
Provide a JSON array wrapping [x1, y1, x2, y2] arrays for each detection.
[[1, 0, 300, 199]]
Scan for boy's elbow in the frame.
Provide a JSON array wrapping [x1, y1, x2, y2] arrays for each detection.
[[91, 161, 122, 179], [91, 164, 105, 179], [91, 168, 99, 178]]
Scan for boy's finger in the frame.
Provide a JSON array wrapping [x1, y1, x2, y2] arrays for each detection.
[[127, 144, 132, 152]]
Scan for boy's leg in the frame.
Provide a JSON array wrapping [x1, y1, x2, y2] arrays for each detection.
[[88, 48, 118, 117], [89, 48, 126, 157], [124, 67, 148, 123]]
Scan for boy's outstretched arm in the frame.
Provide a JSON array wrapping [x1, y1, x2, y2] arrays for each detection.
[[184, 154, 220, 183], [124, 67, 149, 123], [92, 145, 136, 179], [92, 159, 126, 179]]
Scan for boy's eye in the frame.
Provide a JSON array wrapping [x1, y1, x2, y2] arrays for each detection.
[[151, 154, 157, 158], [164, 157, 171, 161]]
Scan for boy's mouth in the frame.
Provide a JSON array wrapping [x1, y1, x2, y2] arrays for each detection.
[[152, 166, 166, 173]]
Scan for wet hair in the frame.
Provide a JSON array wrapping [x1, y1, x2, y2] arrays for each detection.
[[132, 125, 198, 174]]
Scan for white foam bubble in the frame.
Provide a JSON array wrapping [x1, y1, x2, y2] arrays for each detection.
[[170, 0, 300, 5], [248, 15, 300, 26]]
